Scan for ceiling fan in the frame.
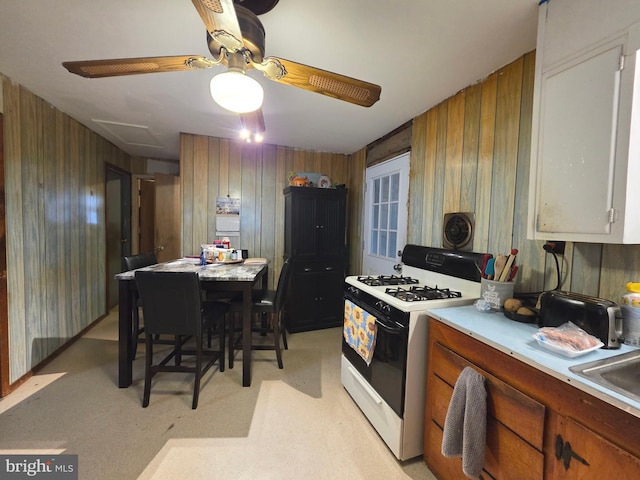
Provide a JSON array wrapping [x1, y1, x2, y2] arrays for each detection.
[[62, 0, 382, 141]]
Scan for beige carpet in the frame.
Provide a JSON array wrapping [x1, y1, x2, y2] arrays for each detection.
[[0, 309, 436, 480]]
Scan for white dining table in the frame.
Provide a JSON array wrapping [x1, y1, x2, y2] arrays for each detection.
[[115, 258, 268, 387]]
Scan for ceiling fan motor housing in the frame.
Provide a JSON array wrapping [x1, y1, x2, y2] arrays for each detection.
[[207, 5, 266, 62], [443, 212, 475, 251]]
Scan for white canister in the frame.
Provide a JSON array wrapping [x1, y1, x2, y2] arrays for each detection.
[[621, 282, 640, 345]]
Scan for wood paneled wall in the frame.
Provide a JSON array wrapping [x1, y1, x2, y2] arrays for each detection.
[[180, 134, 350, 287], [362, 50, 640, 301], [2, 75, 133, 383]]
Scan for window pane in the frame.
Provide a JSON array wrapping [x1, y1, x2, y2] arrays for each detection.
[[374, 178, 380, 202], [390, 173, 400, 201], [371, 230, 378, 255], [381, 176, 390, 202], [389, 202, 398, 230], [388, 232, 397, 258], [373, 205, 379, 228], [380, 231, 387, 257], [380, 204, 389, 229]]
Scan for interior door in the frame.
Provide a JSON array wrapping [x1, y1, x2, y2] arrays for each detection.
[[154, 173, 181, 262], [363, 153, 410, 275]]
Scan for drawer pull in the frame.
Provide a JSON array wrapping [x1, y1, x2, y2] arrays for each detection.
[[303, 267, 312, 272]]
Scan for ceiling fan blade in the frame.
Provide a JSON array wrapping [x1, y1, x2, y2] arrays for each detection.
[[63, 55, 221, 78], [191, 0, 244, 52], [240, 108, 265, 133], [262, 57, 381, 107]]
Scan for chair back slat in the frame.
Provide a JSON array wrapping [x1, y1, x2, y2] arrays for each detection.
[[135, 271, 203, 337]]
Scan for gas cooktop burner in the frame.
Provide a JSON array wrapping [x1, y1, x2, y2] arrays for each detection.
[[357, 275, 419, 286], [385, 285, 462, 302]]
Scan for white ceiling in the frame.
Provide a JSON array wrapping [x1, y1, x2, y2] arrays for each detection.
[[0, 0, 538, 160]]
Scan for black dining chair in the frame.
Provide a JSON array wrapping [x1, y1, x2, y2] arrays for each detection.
[[123, 252, 158, 360], [135, 271, 229, 409], [228, 259, 292, 370]]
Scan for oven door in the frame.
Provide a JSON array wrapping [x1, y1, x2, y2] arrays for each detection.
[[342, 295, 409, 417]]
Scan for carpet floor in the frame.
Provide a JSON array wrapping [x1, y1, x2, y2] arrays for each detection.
[[0, 309, 437, 479]]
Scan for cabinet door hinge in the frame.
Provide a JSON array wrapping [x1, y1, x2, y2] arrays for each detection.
[[608, 208, 618, 223], [620, 55, 625, 71]]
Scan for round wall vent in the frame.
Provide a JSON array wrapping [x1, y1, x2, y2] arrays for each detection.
[[443, 212, 475, 251]]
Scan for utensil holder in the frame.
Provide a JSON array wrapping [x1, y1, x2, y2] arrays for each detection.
[[480, 278, 515, 310]]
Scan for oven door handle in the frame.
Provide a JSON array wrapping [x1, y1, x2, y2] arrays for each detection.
[[375, 317, 407, 334]]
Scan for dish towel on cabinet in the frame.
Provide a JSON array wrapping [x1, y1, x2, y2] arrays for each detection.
[[343, 300, 377, 365], [441, 366, 487, 479]]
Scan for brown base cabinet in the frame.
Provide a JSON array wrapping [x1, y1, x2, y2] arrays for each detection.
[[424, 318, 640, 479]]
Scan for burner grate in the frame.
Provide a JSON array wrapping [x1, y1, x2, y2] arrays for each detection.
[[357, 275, 419, 286], [385, 285, 462, 302]]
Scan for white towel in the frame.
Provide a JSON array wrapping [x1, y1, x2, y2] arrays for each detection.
[[441, 366, 487, 479]]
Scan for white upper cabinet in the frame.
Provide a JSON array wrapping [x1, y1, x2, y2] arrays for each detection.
[[528, 0, 640, 243]]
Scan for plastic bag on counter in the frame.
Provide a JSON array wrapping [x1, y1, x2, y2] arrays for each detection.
[[533, 321, 603, 358]]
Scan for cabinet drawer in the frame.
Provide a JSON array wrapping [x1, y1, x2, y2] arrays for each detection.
[[431, 342, 546, 451], [293, 260, 343, 275], [426, 401, 543, 480]]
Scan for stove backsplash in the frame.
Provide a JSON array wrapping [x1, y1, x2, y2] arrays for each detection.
[[401, 245, 486, 282]]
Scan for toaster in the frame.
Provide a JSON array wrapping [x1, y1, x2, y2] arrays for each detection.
[[538, 290, 622, 349]]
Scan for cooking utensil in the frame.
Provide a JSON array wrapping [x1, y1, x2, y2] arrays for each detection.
[[480, 254, 492, 278], [485, 258, 495, 279], [508, 265, 519, 282], [499, 248, 519, 282], [493, 255, 507, 282]]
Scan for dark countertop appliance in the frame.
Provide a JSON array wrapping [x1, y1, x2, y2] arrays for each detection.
[[538, 290, 622, 349]]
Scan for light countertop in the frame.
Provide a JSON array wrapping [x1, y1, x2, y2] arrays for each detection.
[[427, 305, 640, 418]]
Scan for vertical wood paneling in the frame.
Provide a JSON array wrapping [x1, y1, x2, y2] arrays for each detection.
[[475, 72, 498, 254], [69, 119, 81, 333], [443, 91, 465, 214], [180, 133, 195, 252], [207, 137, 222, 243], [20, 88, 43, 362], [347, 148, 366, 274], [488, 58, 523, 255], [192, 135, 209, 246], [431, 103, 448, 246], [408, 112, 426, 245], [181, 137, 350, 285], [512, 51, 545, 293], [42, 101, 58, 354], [461, 84, 481, 213], [3, 75, 131, 384], [5, 80, 27, 380]]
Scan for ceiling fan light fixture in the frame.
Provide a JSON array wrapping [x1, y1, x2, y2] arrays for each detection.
[[210, 69, 264, 113]]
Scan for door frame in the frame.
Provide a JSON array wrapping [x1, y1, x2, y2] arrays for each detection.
[[0, 113, 8, 397], [362, 152, 410, 275], [105, 164, 131, 310]]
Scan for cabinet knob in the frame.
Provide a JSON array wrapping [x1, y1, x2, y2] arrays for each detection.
[[304, 267, 312, 272], [325, 266, 333, 271]]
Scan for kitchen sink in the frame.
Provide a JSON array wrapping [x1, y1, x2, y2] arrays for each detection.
[[569, 351, 640, 403]]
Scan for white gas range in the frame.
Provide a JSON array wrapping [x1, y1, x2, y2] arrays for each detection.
[[341, 245, 486, 460]]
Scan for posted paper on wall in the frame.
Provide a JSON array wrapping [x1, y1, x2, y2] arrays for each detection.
[[216, 197, 240, 237]]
